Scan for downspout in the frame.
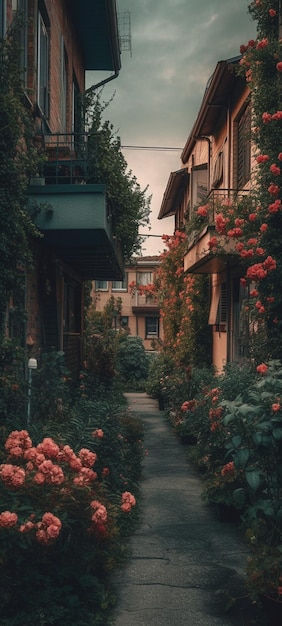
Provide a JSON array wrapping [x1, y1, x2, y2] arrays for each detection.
[[84, 69, 120, 94]]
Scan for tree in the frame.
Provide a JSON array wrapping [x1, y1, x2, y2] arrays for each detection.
[[83, 92, 151, 260]]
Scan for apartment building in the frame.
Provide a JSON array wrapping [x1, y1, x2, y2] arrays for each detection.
[[2, 0, 122, 376], [92, 256, 163, 351], [159, 57, 253, 372]]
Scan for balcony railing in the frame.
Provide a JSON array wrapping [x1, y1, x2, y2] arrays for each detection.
[[34, 132, 89, 185], [187, 188, 251, 247]]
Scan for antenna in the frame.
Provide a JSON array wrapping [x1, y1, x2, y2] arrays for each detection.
[[118, 11, 132, 57]]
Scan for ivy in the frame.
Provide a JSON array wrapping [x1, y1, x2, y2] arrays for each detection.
[[0, 19, 41, 341]]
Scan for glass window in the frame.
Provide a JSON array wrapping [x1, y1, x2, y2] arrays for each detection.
[[120, 316, 128, 329], [0, 0, 5, 36], [61, 38, 67, 133], [192, 164, 208, 208], [112, 276, 128, 290], [96, 280, 108, 290], [145, 317, 159, 338], [37, 10, 49, 118], [137, 272, 153, 286], [237, 106, 251, 189]]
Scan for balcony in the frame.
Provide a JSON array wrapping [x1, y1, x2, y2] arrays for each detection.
[[29, 133, 124, 280], [184, 189, 250, 274], [131, 292, 160, 315]]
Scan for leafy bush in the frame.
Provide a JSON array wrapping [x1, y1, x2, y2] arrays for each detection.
[[116, 335, 149, 385]]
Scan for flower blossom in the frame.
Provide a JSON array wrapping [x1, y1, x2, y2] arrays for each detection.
[[78, 448, 97, 468], [92, 429, 104, 439], [272, 403, 281, 412], [221, 462, 236, 477], [257, 363, 268, 374], [5, 430, 32, 458], [121, 491, 136, 513], [270, 163, 281, 176], [262, 112, 272, 124], [0, 463, 25, 487], [90, 501, 108, 524], [269, 9, 277, 17], [37, 438, 60, 459], [73, 467, 97, 486], [36, 512, 62, 545], [257, 38, 268, 49], [196, 204, 209, 217], [277, 62, 282, 72], [256, 154, 269, 163], [0, 511, 18, 528]]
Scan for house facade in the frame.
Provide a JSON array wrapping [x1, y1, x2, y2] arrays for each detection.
[[2, 0, 122, 377], [159, 57, 254, 372], [92, 256, 164, 352]]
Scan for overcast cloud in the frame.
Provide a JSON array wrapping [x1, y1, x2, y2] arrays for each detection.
[[87, 0, 256, 255]]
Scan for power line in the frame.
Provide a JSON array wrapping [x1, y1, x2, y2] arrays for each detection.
[[121, 145, 182, 151]]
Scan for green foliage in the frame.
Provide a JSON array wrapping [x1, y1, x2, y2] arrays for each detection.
[[116, 335, 149, 384], [83, 92, 151, 259], [0, 19, 41, 338], [0, 339, 27, 429]]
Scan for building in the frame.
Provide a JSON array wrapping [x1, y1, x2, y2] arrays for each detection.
[[159, 57, 253, 372], [92, 256, 163, 351], [2, 0, 122, 377]]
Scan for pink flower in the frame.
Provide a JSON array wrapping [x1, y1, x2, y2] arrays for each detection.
[[92, 429, 104, 439], [0, 463, 25, 487], [269, 8, 277, 16], [102, 467, 110, 478], [208, 236, 218, 250], [91, 505, 107, 524], [221, 462, 235, 477], [262, 112, 272, 124], [37, 438, 60, 459], [78, 448, 97, 468], [272, 403, 281, 412], [278, 153, 282, 161], [248, 213, 257, 221], [277, 62, 282, 72], [268, 199, 281, 213], [5, 430, 32, 457], [260, 223, 268, 232], [0, 511, 18, 528], [257, 363, 268, 374], [196, 204, 209, 217]]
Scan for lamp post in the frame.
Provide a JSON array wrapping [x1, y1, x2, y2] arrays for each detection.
[[27, 357, 37, 426]]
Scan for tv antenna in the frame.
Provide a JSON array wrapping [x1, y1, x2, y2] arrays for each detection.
[[118, 11, 132, 57]]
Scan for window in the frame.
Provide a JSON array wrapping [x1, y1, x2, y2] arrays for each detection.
[[112, 276, 128, 291], [137, 272, 153, 286], [120, 316, 128, 329], [216, 283, 227, 325], [145, 317, 159, 338], [96, 280, 108, 290], [60, 38, 67, 133], [191, 164, 208, 208], [0, 0, 5, 36], [64, 281, 80, 333], [237, 106, 251, 189], [37, 9, 49, 118]]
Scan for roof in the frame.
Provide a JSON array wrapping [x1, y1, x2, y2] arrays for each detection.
[[181, 56, 245, 163], [158, 168, 189, 220], [68, 0, 121, 72]]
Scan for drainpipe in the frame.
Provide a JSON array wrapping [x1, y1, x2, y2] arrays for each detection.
[[84, 70, 120, 95]]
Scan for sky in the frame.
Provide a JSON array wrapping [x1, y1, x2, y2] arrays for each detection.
[[87, 0, 256, 256]]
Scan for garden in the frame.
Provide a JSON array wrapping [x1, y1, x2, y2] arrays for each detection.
[[0, 330, 146, 626]]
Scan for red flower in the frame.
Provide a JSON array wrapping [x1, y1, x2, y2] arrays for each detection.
[[257, 38, 268, 49], [278, 153, 282, 161], [256, 154, 269, 163], [260, 223, 268, 232], [256, 363, 268, 374], [270, 163, 281, 176], [269, 8, 277, 17], [268, 184, 280, 195], [276, 62, 282, 72], [262, 112, 272, 123]]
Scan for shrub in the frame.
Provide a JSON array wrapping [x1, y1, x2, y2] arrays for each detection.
[[116, 335, 149, 385]]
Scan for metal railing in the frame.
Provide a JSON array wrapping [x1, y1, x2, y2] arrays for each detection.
[[36, 132, 89, 185]]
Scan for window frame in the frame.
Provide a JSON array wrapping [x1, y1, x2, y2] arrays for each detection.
[[95, 280, 108, 291], [145, 316, 159, 339], [112, 276, 128, 291], [37, 8, 50, 119]]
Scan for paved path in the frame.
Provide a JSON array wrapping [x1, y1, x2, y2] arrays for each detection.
[[111, 393, 263, 626]]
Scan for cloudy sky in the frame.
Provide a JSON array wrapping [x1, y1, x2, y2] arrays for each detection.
[[87, 0, 256, 255]]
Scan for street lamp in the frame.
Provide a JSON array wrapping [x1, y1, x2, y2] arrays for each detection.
[[27, 357, 37, 426]]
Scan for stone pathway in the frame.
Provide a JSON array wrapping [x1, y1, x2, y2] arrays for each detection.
[[111, 393, 264, 626]]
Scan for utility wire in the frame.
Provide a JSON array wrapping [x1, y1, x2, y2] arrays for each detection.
[[121, 145, 182, 151]]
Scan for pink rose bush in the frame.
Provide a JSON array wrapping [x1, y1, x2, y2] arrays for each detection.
[[0, 429, 138, 549]]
